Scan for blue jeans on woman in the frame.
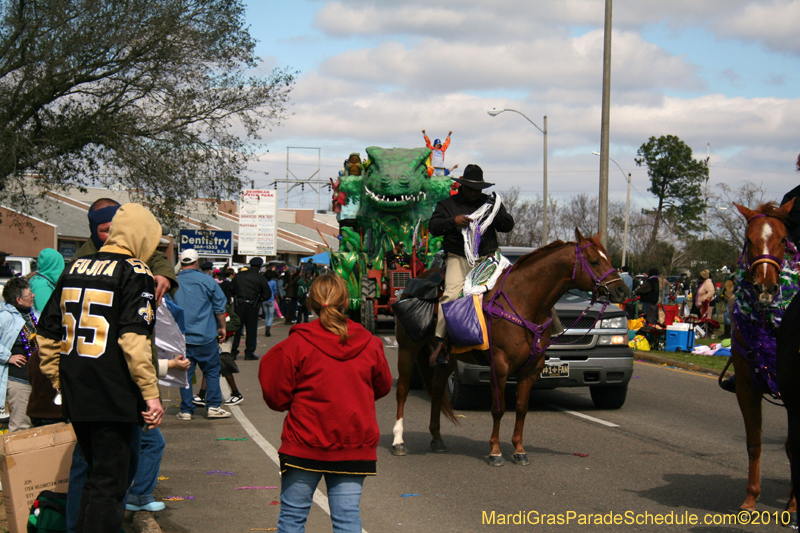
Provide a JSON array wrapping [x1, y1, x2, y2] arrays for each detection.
[[126, 427, 166, 507], [279, 469, 365, 533], [262, 300, 275, 327]]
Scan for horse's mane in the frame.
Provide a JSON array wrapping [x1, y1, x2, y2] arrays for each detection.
[[756, 202, 788, 222], [511, 240, 570, 270]]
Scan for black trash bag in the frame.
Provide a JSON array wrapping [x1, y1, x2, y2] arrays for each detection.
[[401, 277, 440, 300], [392, 297, 436, 342]]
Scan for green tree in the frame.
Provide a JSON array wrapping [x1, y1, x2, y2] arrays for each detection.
[[635, 135, 709, 251], [0, 0, 295, 226]]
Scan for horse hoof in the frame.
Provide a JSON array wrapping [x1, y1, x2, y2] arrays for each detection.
[[430, 439, 447, 453], [392, 444, 407, 456], [512, 453, 529, 466], [781, 511, 797, 528], [488, 455, 505, 467]]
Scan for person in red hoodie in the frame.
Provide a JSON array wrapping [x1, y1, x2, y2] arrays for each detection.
[[259, 273, 392, 533]]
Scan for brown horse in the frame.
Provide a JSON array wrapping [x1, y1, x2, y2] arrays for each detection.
[[729, 200, 797, 520], [393, 229, 628, 466]]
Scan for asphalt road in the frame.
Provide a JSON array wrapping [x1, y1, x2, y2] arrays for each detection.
[[152, 318, 792, 533]]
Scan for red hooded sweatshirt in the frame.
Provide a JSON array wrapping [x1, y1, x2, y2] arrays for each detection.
[[259, 319, 392, 463]]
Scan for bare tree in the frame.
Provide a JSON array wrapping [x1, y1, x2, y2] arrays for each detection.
[[707, 181, 769, 249]]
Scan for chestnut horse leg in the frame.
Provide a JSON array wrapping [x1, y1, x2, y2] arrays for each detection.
[[732, 351, 763, 511], [510, 375, 534, 466], [429, 362, 455, 453], [393, 334, 417, 456], [785, 440, 798, 526], [488, 372, 508, 467]]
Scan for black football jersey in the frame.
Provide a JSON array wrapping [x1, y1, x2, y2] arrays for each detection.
[[38, 252, 156, 423]]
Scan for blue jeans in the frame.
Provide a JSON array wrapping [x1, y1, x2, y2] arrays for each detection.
[[279, 469, 364, 533], [262, 300, 275, 327], [126, 427, 165, 506], [180, 340, 222, 412], [67, 426, 141, 533]]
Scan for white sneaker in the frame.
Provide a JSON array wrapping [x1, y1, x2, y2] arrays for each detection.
[[206, 407, 231, 419], [176, 412, 192, 421], [192, 395, 206, 407], [0, 407, 9, 422]]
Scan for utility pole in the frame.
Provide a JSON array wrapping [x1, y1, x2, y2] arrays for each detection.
[[598, 0, 613, 248], [703, 143, 710, 241], [285, 147, 323, 209]]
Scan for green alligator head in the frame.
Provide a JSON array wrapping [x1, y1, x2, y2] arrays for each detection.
[[362, 147, 431, 212]]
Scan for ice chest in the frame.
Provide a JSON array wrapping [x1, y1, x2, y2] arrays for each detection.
[[665, 326, 695, 352], [0, 423, 76, 533]]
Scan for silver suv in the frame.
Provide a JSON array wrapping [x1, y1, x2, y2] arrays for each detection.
[[447, 246, 633, 410]]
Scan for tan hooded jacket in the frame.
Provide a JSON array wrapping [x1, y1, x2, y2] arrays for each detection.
[[39, 203, 162, 399]]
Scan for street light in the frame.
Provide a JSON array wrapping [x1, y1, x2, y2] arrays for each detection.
[[488, 108, 548, 247], [593, 151, 631, 267]]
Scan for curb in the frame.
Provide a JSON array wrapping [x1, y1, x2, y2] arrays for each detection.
[[131, 511, 162, 533], [632, 350, 732, 378]]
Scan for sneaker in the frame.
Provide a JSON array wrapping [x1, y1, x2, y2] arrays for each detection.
[[225, 394, 244, 405], [126, 501, 166, 512], [206, 406, 231, 419], [0, 407, 9, 422], [192, 395, 206, 407], [176, 412, 192, 421]]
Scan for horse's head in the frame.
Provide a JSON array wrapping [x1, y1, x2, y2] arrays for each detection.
[[735, 199, 794, 305], [572, 228, 630, 303]]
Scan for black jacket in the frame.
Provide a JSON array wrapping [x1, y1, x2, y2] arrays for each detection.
[[635, 276, 660, 305], [782, 184, 800, 248], [429, 191, 515, 257], [231, 268, 271, 303]]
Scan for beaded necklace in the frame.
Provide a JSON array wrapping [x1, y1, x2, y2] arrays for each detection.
[[19, 313, 38, 358]]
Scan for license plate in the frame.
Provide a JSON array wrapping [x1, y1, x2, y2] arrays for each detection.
[[541, 362, 569, 378]]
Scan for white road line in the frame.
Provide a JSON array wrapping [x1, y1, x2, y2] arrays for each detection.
[[220, 381, 369, 533], [547, 404, 620, 428], [382, 336, 398, 348]]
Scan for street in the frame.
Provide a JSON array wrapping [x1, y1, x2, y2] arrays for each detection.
[[152, 319, 792, 533]]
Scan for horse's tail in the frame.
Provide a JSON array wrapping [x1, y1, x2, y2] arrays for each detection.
[[415, 346, 459, 426]]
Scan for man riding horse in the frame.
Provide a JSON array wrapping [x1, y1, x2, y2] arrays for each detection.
[[428, 164, 515, 368]]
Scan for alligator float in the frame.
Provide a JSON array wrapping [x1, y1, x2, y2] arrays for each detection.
[[330, 146, 452, 330]]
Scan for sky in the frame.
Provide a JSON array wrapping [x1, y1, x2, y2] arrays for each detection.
[[242, 0, 800, 213]]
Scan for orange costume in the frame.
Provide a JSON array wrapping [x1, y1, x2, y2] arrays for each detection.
[[424, 134, 451, 177]]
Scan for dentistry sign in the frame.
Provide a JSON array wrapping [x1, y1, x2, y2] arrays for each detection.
[[238, 189, 278, 256], [179, 230, 233, 257]]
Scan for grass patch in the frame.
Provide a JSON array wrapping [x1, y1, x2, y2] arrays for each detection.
[[644, 351, 731, 372]]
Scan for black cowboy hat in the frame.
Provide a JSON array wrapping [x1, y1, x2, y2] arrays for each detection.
[[452, 164, 494, 189]]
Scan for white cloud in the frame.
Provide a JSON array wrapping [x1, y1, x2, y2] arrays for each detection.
[[714, 0, 800, 55], [316, 30, 701, 95]]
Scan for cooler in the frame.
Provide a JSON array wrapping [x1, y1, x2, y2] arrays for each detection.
[[665, 324, 694, 352]]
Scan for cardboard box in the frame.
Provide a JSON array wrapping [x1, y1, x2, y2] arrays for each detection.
[[0, 423, 76, 533]]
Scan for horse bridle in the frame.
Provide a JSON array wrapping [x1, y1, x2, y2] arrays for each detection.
[[740, 213, 786, 275], [572, 242, 622, 300]]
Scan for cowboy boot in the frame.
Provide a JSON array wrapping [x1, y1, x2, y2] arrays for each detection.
[[265, 326, 271, 337], [719, 375, 736, 393], [719, 324, 731, 340]]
